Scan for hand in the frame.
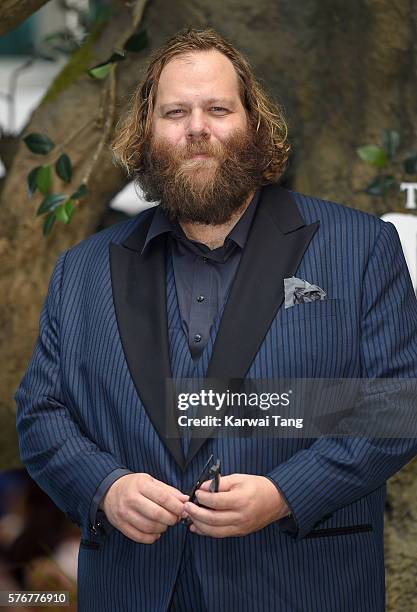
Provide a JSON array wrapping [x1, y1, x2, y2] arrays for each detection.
[[183, 474, 290, 538], [101, 473, 189, 544]]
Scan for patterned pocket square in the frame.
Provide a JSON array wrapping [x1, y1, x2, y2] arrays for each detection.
[[284, 276, 327, 309]]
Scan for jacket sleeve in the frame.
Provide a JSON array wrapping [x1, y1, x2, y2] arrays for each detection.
[[15, 251, 131, 538], [266, 220, 417, 541]]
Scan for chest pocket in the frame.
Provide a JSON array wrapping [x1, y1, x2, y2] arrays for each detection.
[[249, 298, 359, 378], [281, 297, 340, 321]]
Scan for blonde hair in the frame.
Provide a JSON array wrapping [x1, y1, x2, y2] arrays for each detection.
[[111, 28, 290, 182]]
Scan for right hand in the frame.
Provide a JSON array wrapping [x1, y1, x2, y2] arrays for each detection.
[[100, 473, 189, 544]]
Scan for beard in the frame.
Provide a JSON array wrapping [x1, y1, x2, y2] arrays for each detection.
[[136, 124, 268, 225]]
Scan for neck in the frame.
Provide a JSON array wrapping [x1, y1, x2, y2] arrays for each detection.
[[179, 190, 255, 250]]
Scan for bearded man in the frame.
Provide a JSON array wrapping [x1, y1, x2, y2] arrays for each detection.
[[15, 28, 417, 612]]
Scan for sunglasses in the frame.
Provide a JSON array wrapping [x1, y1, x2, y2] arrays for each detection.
[[180, 453, 221, 526]]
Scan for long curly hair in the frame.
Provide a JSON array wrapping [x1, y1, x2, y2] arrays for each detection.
[[111, 28, 290, 184]]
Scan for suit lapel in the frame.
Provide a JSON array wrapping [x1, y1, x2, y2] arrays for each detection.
[[185, 184, 320, 464], [109, 211, 185, 470]]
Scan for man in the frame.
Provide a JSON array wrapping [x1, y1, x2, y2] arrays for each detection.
[[15, 28, 417, 611]]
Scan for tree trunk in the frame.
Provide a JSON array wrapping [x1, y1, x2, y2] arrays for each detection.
[[0, 0, 51, 37], [1, 0, 416, 607]]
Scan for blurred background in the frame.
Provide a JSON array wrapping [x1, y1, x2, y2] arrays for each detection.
[[0, 1, 416, 609]]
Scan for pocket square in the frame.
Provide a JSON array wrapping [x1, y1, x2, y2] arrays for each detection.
[[284, 276, 327, 309]]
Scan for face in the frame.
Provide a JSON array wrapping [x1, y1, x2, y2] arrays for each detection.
[[152, 49, 248, 153], [138, 50, 267, 224]]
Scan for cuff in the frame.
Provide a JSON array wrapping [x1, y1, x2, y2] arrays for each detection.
[[263, 475, 299, 536], [89, 468, 133, 535]]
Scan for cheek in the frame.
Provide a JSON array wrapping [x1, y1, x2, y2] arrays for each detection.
[[153, 121, 184, 145], [212, 116, 248, 141]]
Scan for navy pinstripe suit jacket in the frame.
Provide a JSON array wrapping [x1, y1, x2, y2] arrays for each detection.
[[15, 184, 417, 611]]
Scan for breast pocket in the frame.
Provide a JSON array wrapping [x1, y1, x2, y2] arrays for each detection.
[[282, 298, 341, 322], [272, 298, 356, 377]]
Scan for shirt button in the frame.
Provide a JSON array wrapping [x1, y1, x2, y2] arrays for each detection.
[[202, 257, 208, 263], [196, 295, 205, 302], [194, 334, 202, 343]]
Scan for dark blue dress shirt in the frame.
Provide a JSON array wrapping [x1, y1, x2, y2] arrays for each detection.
[[142, 189, 261, 360]]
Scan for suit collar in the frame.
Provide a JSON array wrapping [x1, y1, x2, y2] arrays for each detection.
[[111, 184, 319, 469]]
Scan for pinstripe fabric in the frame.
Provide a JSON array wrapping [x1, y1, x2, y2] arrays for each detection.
[[15, 187, 417, 611], [168, 535, 208, 611]]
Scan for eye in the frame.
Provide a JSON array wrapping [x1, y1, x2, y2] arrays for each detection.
[[211, 107, 228, 113], [166, 109, 184, 116]]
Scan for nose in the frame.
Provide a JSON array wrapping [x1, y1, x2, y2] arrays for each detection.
[[185, 109, 210, 140]]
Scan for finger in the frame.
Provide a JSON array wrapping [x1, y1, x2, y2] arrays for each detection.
[[144, 476, 189, 501], [184, 501, 238, 526], [141, 480, 188, 516], [193, 489, 241, 510], [161, 482, 190, 501], [127, 506, 169, 534], [189, 519, 237, 538], [121, 521, 162, 544], [189, 524, 204, 536], [198, 474, 241, 493], [131, 494, 181, 527]]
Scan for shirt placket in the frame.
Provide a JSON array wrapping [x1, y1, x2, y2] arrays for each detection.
[[188, 255, 213, 359]]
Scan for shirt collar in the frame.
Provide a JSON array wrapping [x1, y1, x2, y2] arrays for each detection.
[[141, 188, 261, 256]]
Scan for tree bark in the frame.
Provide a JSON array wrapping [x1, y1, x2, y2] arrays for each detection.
[[1, 0, 416, 607], [0, 0, 51, 36]]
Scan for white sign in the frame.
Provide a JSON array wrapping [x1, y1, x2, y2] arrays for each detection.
[[400, 183, 417, 209], [381, 213, 417, 294]]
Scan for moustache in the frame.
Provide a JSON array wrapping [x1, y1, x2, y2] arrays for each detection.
[[178, 141, 225, 160]]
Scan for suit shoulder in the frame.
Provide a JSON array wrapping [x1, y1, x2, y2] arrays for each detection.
[[290, 189, 386, 235]]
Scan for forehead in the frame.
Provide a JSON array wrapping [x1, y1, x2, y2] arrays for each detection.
[[155, 50, 242, 105]]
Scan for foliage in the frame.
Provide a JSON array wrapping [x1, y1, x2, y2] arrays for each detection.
[[356, 129, 417, 203], [23, 131, 86, 236], [22, 22, 148, 237]]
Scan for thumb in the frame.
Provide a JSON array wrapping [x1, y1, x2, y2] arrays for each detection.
[[198, 473, 241, 492]]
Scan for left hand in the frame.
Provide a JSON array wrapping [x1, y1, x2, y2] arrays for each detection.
[[183, 474, 290, 538]]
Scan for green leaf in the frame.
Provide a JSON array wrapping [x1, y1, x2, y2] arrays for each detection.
[[36, 193, 68, 216], [55, 153, 72, 182], [27, 167, 40, 196], [23, 132, 55, 155], [36, 164, 51, 195], [88, 63, 112, 79], [55, 199, 74, 224], [87, 51, 126, 79], [365, 175, 397, 196], [71, 183, 88, 199], [382, 130, 401, 160], [403, 154, 417, 175], [124, 29, 148, 53], [356, 145, 387, 168], [43, 212, 56, 237]]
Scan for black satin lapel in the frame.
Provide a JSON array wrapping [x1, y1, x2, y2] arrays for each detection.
[[185, 186, 320, 465], [110, 216, 185, 470]]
